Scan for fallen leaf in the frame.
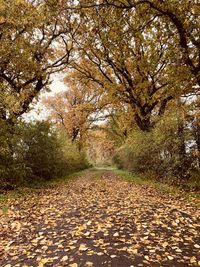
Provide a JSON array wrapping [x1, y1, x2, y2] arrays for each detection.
[[190, 256, 197, 264], [79, 244, 88, 251], [61, 255, 68, 261], [86, 262, 93, 267], [110, 255, 117, 258], [113, 232, 119, 237]]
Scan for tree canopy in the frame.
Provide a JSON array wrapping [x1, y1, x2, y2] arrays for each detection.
[[0, 0, 75, 121], [0, 0, 199, 187]]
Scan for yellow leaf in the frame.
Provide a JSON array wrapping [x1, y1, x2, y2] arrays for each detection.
[[38, 258, 49, 267], [110, 255, 117, 258], [190, 256, 197, 264], [61, 255, 68, 261], [86, 262, 93, 267], [162, 242, 168, 247], [113, 232, 119, 237], [11, 221, 21, 231], [79, 244, 88, 251]]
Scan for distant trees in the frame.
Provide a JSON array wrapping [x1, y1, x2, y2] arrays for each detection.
[[87, 130, 115, 165], [43, 69, 109, 149]]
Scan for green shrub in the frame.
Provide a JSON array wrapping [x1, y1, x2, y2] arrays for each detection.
[[0, 120, 88, 188], [0, 119, 27, 187], [113, 111, 193, 179]]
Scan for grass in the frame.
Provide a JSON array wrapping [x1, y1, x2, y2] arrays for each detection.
[[114, 169, 200, 203]]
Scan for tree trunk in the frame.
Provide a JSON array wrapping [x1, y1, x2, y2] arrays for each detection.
[[134, 113, 152, 132]]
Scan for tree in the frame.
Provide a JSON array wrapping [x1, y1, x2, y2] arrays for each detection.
[[102, 104, 135, 147], [78, 0, 200, 86], [69, 4, 192, 131], [43, 69, 108, 148], [0, 0, 75, 123]]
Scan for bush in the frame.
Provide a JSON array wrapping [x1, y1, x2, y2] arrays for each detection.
[[22, 121, 89, 181], [55, 129, 89, 173], [0, 119, 27, 187], [113, 129, 162, 174], [113, 111, 194, 180], [22, 121, 65, 180], [0, 120, 88, 188]]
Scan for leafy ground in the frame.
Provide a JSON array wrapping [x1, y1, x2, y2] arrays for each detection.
[[0, 169, 200, 267]]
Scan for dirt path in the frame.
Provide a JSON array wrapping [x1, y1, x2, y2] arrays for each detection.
[[0, 170, 200, 267]]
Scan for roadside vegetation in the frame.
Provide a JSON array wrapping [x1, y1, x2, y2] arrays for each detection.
[[0, 0, 199, 195], [0, 120, 89, 190]]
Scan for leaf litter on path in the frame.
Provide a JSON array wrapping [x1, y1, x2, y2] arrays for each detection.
[[0, 170, 200, 267]]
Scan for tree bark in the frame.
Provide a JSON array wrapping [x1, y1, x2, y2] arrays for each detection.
[[134, 113, 152, 132]]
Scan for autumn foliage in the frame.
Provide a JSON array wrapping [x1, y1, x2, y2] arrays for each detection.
[[0, 0, 199, 187]]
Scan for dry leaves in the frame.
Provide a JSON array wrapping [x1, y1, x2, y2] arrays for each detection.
[[0, 170, 199, 266]]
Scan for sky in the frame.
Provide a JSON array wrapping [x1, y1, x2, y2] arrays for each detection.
[[23, 75, 67, 121]]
